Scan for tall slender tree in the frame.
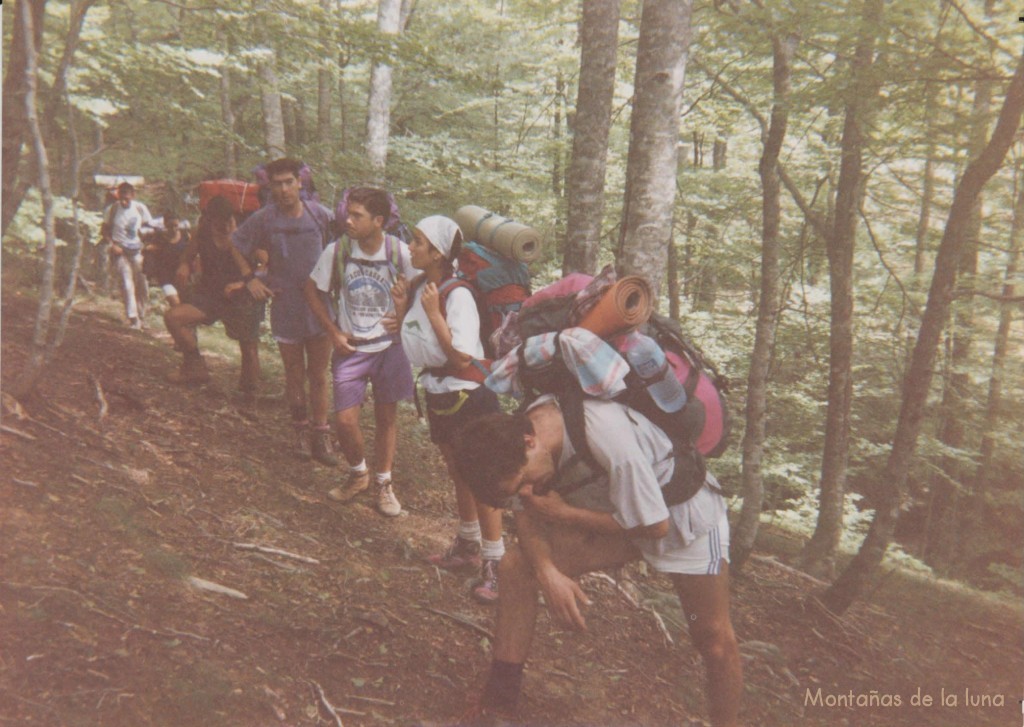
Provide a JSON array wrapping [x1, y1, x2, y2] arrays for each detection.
[[366, 0, 403, 181], [733, 31, 798, 569], [801, 0, 885, 579], [617, 0, 694, 297], [563, 0, 621, 276], [824, 53, 1024, 614]]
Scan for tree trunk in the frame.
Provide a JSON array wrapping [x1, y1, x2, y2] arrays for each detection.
[[50, 90, 86, 357], [563, 0, 621, 276], [914, 86, 938, 276], [823, 53, 1024, 615], [976, 165, 1023, 483], [13, 2, 59, 398], [41, 0, 95, 145], [366, 0, 402, 182], [667, 235, 680, 321], [733, 33, 797, 570], [259, 55, 287, 158], [801, 0, 884, 579], [617, 0, 694, 300], [218, 30, 237, 178], [713, 138, 727, 171], [2, 0, 47, 237], [317, 0, 333, 150], [923, 34, 995, 571]]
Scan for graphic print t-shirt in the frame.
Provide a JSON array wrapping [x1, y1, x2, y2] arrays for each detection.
[[105, 201, 152, 250], [309, 236, 415, 354]]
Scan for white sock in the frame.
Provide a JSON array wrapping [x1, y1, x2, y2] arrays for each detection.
[[375, 471, 392, 484], [481, 538, 505, 561], [350, 460, 368, 474], [457, 520, 482, 543]]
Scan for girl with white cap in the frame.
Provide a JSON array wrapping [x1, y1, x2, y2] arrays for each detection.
[[388, 215, 506, 603]]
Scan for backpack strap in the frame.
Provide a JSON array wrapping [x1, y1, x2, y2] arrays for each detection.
[[556, 388, 708, 508], [417, 276, 491, 384]]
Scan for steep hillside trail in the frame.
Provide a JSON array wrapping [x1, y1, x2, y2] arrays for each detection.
[[1, 283, 1020, 726]]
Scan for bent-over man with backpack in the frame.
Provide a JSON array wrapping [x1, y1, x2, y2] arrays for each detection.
[[449, 394, 743, 727]]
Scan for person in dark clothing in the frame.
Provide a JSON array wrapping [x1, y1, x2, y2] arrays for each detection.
[[163, 196, 265, 398], [143, 211, 191, 307]]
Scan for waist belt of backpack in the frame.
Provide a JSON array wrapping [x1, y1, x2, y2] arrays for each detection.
[[349, 332, 398, 346], [422, 359, 491, 384]]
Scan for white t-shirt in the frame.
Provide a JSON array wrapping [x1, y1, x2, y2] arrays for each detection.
[[401, 281, 484, 394], [530, 394, 728, 574], [105, 201, 152, 250], [309, 236, 416, 354]]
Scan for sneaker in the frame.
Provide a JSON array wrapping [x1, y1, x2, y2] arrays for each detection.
[[376, 480, 401, 517], [472, 558, 500, 604], [293, 422, 311, 461], [327, 469, 370, 502], [129, 317, 143, 330], [166, 351, 210, 385], [426, 536, 481, 572], [310, 427, 339, 466]]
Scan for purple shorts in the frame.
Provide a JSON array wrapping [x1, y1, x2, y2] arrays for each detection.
[[332, 342, 414, 412]]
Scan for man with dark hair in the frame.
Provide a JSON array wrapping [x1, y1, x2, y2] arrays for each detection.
[[304, 187, 416, 516], [101, 181, 152, 329], [450, 395, 743, 727], [234, 157, 338, 464]]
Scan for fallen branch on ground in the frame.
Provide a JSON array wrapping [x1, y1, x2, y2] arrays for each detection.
[[232, 542, 320, 564], [1, 425, 37, 441], [89, 375, 108, 420], [418, 606, 493, 639], [186, 576, 249, 600]]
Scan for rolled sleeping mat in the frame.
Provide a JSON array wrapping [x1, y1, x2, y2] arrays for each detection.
[[576, 275, 653, 339], [454, 205, 542, 263]]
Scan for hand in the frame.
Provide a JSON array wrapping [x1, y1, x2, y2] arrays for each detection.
[[391, 274, 409, 309], [175, 262, 191, 289], [421, 282, 441, 319], [246, 276, 273, 301], [330, 328, 355, 356], [110, 244, 124, 257], [537, 565, 592, 631], [519, 485, 569, 522], [223, 281, 245, 298], [382, 312, 401, 335]]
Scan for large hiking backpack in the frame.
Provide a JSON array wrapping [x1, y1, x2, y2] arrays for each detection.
[[335, 188, 413, 244], [198, 179, 262, 215], [252, 161, 320, 207], [503, 274, 731, 504]]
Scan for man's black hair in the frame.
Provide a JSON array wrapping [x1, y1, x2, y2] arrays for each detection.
[[264, 157, 303, 180], [117, 181, 135, 195], [451, 411, 533, 508], [346, 187, 391, 227]]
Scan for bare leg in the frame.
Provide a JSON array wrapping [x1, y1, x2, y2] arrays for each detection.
[[492, 524, 639, 664], [439, 442, 480, 524], [164, 304, 207, 351], [305, 335, 332, 427], [238, 339, 260, 392], [672, 563, 743, 727], [277, 341, 308, 416], [372, 399, 398, 474], [334, 405, 365, 466]]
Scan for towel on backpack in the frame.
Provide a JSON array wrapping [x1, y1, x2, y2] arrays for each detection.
[[485, 327, 630, 399]]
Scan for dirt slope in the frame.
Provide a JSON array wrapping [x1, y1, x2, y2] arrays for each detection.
[[1, 285, 1021, 727]]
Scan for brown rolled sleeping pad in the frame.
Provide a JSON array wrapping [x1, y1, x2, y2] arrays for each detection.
[[576, 275, 653, 338], [454, 205, 542, 263]]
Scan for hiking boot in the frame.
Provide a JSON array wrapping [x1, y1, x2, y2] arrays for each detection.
[[128, 317, 143, 330], [376, 480, 401, 517], [293, 421, 312, 460], [327, 469, 370, 502], [472, 558, 500, 604], [310, 427, 339, 466], [426, 536, 482, 572], [167, 351, 210, 385]]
